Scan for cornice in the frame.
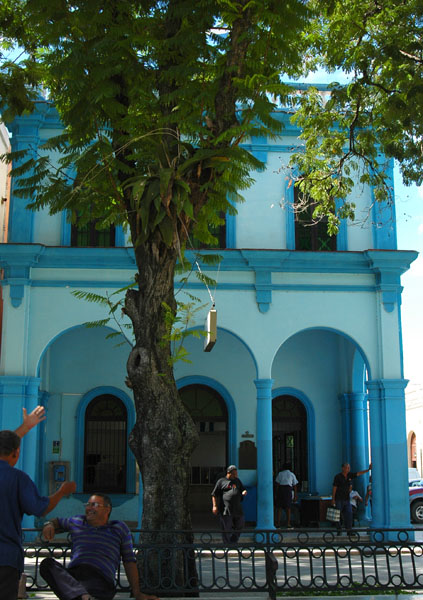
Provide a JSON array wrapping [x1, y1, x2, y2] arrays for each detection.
[[0, 244, 417, 313]]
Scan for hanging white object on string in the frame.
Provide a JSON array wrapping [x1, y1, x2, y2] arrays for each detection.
[[204, 306, 217, 352]]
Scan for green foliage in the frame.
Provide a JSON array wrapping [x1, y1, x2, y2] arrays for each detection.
[[161, 295, 208, 366], [72, 284, 210, 363], [0, 0, 313, 251], [71, 287, 134, 348], [289, 0, 423, 225], [2, 0, 421, 242]]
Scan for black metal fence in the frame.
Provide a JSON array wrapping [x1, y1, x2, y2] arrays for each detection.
[[22, 527, 423, 599]]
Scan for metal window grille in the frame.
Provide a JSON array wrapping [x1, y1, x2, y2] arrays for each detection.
[[84, 394, 127, 493], [294, 187, 337, 251], [71, 217, 116, 247]]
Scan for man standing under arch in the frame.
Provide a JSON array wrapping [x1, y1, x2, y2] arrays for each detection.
[[211, 465, 247, 544], [331, 462, 371, 534]]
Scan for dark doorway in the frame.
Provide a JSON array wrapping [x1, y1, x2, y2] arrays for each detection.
[[84, 394, 127, 493], [272, 394, 308, 491], [180, 384, 228, 524]]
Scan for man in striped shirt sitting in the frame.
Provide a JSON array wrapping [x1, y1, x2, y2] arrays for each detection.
[[40, 493, 157, 600]]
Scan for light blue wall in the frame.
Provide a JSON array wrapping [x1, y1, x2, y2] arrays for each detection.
[[41, 325, 129, 392], [6, 105, 394, 252], [36, 325, 137, 519], [0, 104, 417, 529]]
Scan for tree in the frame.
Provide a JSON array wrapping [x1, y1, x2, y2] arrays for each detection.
[[0, 0, 312, 592], [290, 0, 423, 232]]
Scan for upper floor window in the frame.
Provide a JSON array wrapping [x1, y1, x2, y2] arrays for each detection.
[[71, 216, 115, 247], [294, 186, 337, 251], [84, 394, 127, 493], [191, 212, 226, 249]]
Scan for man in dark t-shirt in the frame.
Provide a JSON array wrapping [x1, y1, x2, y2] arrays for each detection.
[[331, 462, 371, 532], [211, 465, 247, 543]]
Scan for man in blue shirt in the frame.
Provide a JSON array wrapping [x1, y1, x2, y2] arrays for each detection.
[[0, 406, 76, 600], [40, 494, 158, 600]]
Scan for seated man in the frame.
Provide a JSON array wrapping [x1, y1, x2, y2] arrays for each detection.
[[40, 493, 157, 600]]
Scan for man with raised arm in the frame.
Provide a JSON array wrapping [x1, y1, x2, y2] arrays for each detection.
[[40, 493, 158, 600], [0, 406, 77, 600], [331, 462, 371, 534]]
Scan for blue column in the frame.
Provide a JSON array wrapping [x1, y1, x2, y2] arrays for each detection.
[[255, 378, 274, 529], [349, 392, 369, 518], [338, 394, 351, 465], [0, 376, 42, 531], [7, 108, 46, 243], [349, 393, 367, 473], [37, 391, 50, 495], [361, 394, 372, 522], [367, 379, 410, 529]]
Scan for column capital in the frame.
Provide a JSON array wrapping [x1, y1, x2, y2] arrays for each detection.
[[254, 378, 274, 394], [366, 379, 408, 398], [0, 375, 42, 394], [341, 392, 367, 411]]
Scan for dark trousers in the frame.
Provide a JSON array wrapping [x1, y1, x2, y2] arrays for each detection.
[[219, 514, 245, 544], [335, 499, 353, 531], [0, 565, 19, 600], [40, 557, 115, 600]]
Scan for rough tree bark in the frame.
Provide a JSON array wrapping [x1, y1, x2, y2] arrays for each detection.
[[124, 235, 199, 596]]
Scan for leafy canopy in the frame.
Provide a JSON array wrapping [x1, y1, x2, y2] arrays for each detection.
[[291, 0, 423, 232], [0, 0, 312, 250]]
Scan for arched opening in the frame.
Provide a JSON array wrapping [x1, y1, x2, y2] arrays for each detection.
[[84, 394, 128, 494], [180, 384, 228, 523], [272, 395, 308, 490]]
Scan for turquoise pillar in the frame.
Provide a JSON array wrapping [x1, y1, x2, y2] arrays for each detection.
[[255, 378, 274, 529], [339, 392, 369, 512], [367, 379, 410, 529], [361, 393, 372, 522], [339, 394, 351, 465], [349, 393, 368, 472], [0, 376, 42, 531], [7, 107, 47, 243], [348, 392, 369, 518], [37, 391, 50, 495]]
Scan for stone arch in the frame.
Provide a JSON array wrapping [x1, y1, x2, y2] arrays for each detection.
[[272, 387, 316, 494], [75, 386, 136, 494]]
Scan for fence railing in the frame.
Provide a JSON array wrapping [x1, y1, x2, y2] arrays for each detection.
[[22, 527, 423, 599]]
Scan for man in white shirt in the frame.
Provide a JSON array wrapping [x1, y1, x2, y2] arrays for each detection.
[[275, 463, 298, 528]]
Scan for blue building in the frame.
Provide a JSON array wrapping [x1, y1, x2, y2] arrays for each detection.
[[0, 100, 417, 531]]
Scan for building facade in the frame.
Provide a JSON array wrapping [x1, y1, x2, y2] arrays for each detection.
[[407, 384, 423, 479], [0, 101, 417, 530]]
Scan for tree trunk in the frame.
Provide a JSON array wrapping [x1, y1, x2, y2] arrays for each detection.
[[124, 238, 199, 596]]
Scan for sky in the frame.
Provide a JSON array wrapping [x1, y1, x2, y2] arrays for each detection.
[[395, 174, 423, 389]]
